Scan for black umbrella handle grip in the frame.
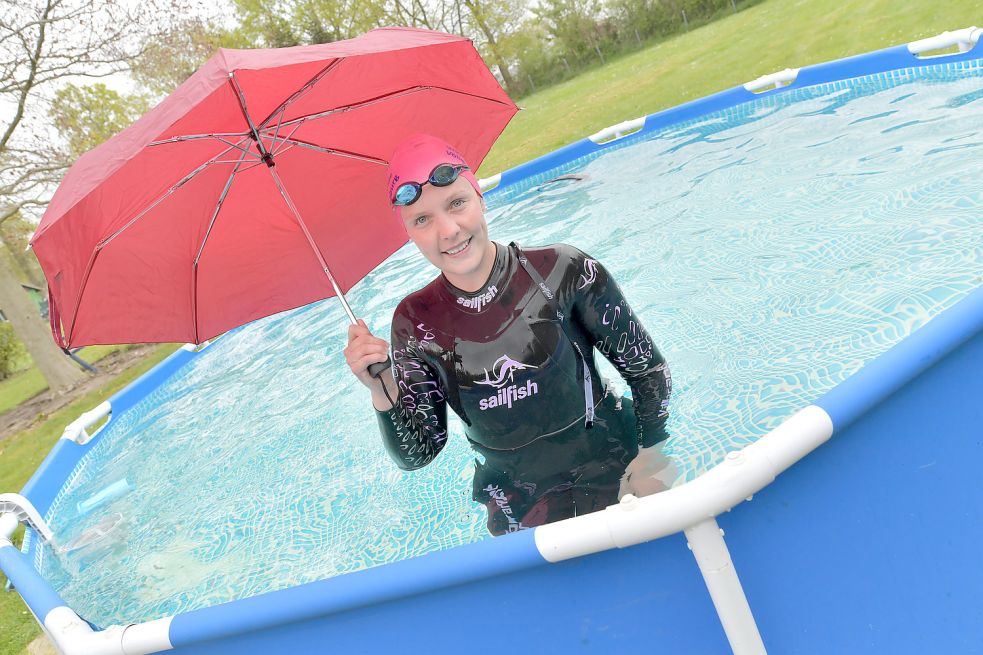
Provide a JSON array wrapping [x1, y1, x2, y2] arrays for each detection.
[[368, 357, 392, 379]]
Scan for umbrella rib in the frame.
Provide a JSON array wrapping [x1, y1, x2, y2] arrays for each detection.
[[229, 71, 275, 167], [149, 133, 259, 159], [269, 119, 303, 155], [266, 136, 387, 166], [66, 139, 246, 345], [149, 133, 250, 146], [64, 249, 100, 347], [191, 147, 251, 344], [98, 141, 244, 249], [266, 86, 428, 129], [258, 59, 343, 130], [267, 84, 515, 131]]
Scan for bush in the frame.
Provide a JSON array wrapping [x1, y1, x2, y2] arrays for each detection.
[[0, 322, 27, 379]]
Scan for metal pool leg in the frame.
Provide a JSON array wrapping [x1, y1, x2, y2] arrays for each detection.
[[685, 518, 767, 655]]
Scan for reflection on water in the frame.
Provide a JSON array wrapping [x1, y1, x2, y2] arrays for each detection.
[[40, 61, 983, 626]]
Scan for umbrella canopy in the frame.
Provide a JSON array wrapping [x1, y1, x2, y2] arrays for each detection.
[[31, 27, 517, 348]]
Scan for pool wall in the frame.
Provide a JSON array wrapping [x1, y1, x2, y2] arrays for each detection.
[[2, 27, 981, 655]]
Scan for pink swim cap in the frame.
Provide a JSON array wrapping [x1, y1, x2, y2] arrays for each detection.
[[386, 134, 481, 213]]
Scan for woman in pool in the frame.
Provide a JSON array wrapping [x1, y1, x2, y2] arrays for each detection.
[[344, 134, 675, 535]]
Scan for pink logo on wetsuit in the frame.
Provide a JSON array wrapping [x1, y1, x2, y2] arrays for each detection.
[[457, 285, 498, 312], [475, 354, 539, 410]]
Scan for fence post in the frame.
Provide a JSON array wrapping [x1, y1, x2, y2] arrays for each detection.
[[682, 9, 689, 30]]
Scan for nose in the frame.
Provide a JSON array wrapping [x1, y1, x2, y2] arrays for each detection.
[[434, 212, 460, 241]]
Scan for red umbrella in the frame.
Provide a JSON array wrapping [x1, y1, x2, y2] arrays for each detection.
[[31, 27, 517, 347]]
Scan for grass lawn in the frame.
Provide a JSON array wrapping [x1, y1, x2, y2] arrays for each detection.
[[2, 1, 980, 652], [479, 0, 982, 175], [0, 345, 127, 415]]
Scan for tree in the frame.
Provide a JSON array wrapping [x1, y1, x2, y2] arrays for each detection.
[[228, 0, 388, 49], [0, 212, 44, 287], [460, 0, 524, 97], [52, 83, 150, 157], [533, 0, 606, 64], [0, 0, 173, 393], [131, 18, 243, 98]]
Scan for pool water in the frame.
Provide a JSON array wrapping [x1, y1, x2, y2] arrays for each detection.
[[40, 61, 983, 626]]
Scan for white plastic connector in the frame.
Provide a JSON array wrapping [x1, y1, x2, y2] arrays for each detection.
[[120, 617, 174, 654], [743, 68, 799, 93], [41, 608, 174, 655], [183, 341, 213, 352], [534, 405, 834, 562], [0, 493, 55, 543], [588, 117, 645, 144], [478, 173, 501, 193], [0, 512, 18, 547], [60, 401, 112, 445], [908, 26, 981, 56]]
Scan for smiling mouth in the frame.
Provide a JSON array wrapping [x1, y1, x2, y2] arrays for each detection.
[[443, 237, 472, 256]]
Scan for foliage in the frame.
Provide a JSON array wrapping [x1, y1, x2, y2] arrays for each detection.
[[0, 213, 44, 287], [0, 0, 174, 224], [131, 18, 245, 97], [51, 83, 151, 158], [127, 0, 759, 100], [0, 321, 27, 379], [230, 0, 388, 48], [534, 0, 607, 63]]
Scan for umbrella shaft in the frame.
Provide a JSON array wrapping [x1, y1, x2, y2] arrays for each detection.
[[326, 272, 358, 325], [267, 167, 358, 325]]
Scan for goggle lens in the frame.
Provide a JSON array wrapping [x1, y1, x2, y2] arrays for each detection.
[[392, 164, 469, 207], [394, 183, 421, 206], [430, 164, 461, 186]]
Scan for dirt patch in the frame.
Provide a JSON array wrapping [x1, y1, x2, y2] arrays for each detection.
[[26, 634, 58, 655], [0, 344, 160, 439]]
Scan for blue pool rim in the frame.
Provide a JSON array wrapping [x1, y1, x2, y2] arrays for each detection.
[[5, 32, 983, 652]]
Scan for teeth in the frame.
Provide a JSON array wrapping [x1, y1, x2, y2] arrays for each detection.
[[446, 238, 470, 255]]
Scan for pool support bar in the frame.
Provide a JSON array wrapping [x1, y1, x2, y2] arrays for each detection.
[[3, 27, 982, 654]]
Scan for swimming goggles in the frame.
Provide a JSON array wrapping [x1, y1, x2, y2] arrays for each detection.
[[392, 164, 469, 206]]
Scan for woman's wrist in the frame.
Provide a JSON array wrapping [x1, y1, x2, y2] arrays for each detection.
[[370, 374, 397, 411]]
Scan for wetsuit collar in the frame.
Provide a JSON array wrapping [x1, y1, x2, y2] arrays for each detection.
[[440, 241, 512, 313]]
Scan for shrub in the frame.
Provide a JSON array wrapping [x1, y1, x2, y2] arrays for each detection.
[[0, 322, 28, 379]]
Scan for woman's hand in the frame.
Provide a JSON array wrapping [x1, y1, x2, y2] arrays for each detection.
[[344, 320, 397, 409], [619, 445, 677, 499]]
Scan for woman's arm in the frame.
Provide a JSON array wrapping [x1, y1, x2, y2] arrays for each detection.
[[567, 247, 672, 448], [374, 314, 450, 471]]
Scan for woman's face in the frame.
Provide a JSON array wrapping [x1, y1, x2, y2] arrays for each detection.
[[399, 176, 495, 292]]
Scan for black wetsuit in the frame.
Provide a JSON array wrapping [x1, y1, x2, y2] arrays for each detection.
[[376, 242, 671, 535]]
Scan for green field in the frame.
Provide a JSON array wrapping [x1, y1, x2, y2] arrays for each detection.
[[0, 345, 124, 415], [2, 0, 980, 652], [479, 0, 981, 175]]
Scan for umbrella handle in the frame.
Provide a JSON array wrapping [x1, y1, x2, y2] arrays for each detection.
[[368, 357, 392, 379]]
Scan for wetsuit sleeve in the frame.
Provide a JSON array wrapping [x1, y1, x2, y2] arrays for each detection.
[[568, 248, 672, 448], [375, 309, 450, 471]]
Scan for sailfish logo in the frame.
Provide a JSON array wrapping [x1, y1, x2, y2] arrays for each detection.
[[475, 355, 540, 410], [476, 355, 537, 388], [578, 258, 598, 290]]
